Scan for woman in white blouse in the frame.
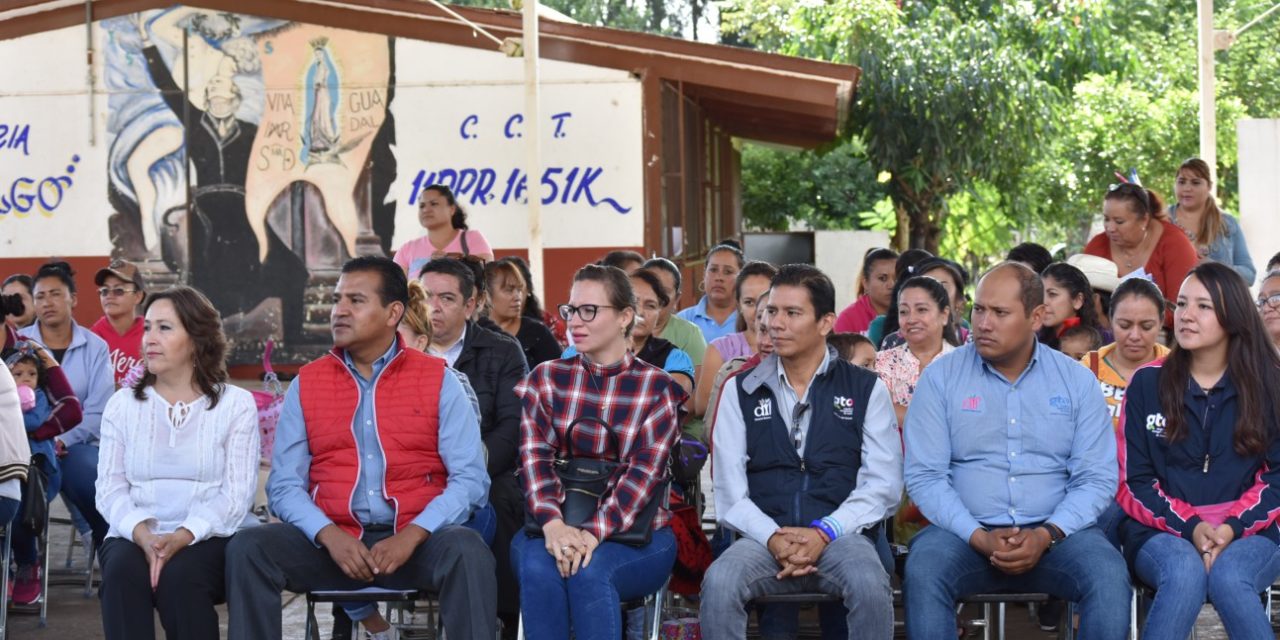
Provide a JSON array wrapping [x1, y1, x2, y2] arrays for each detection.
[[95, 286, 259, 640]]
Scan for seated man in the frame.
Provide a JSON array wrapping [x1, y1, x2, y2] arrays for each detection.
[[701, 264, 902, 639], [227, 257, 496, 640], [903, 262, 1130, 639]]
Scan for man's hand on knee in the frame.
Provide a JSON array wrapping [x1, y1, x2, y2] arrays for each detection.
[[316, 524, 379, 582], [370, 524, 429, 576]]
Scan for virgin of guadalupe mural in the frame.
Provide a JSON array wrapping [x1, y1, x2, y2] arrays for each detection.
[[103, 8, 396, 361], [303, 37, 340, 163]]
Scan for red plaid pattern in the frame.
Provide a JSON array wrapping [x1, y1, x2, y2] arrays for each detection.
[[515, 350, 687, 541]]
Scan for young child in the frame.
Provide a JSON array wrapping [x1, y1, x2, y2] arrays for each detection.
[[1058, 324, 1103, 362], [3, 341, 81, 605], [827, 332, 877, 369]]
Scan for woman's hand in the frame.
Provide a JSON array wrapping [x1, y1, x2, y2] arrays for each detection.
[[31, 344, 58, 370], [1192, 521, 1235, 571], [148, 527, 194, 588], [573, 528, 600, 574], [543, 519, 585, 578]]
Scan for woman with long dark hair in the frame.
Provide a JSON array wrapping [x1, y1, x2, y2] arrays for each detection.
[[394, 184, 495, 276], [875, 276, 955, 429], [834, 248, 898, 334], [1117, 262, 1280, 638], [96, 286, 259, 640], [1038, 262, 1109, 351], [513, 264, 686, 639]]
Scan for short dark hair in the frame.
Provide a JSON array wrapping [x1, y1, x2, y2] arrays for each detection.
[[630, 268, 670, 309], [827, 332, 874, 362], [1006, 242, 1054, 276], [979, 261, 1043, 317], [1059, 324, 1103, 352], [33, 260, 76, 294], [771, 264, 836, 318], [734, 261, 779, 301], [898, 275, 958, 345], [642, 257, 683, 297], [342, 256, 408, 308], [498, 256, 543, 318], [599, 250, 645, 271], [1109, 275, 1166, 320], [1268, 251, 1280, 273], [419, 258, 476, 300], [132, 286, 228, 408]]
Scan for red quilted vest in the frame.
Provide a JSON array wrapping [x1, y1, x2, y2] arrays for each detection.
[[298, 343, 447, 538]]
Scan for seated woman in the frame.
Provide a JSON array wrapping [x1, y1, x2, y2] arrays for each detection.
[[96, 286, 260, 640], [694, 261, 776, 418], [1118, 262, 1280, 638], [483, 260, 561, 369], [875, 276, 956, 430], [513, 264, 687, 640], [1038, 262, 1111, 353]]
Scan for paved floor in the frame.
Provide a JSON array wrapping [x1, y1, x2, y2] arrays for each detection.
[[5, 505, 1269, 639]]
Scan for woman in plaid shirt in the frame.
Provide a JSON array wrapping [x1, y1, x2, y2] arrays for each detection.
[[513, 264, 687, 640]]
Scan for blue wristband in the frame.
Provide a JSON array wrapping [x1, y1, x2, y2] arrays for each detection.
[[810, 519, 838, 542]]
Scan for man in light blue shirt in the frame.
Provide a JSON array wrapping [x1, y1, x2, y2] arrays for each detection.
[[227, 257, 495, 640], [903, 262, 1129, 639]]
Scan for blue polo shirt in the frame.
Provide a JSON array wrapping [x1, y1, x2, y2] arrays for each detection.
[[676, 296, 739, 344]]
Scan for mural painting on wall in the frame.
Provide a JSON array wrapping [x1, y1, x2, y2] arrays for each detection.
[[103, 8, 394, 361]]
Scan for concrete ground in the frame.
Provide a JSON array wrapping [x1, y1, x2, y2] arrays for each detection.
[[5, 505, 1268, 639]]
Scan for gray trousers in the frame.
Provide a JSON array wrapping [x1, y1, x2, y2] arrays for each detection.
[[225, 523, 497, 640], [700, 533, 893, 640]]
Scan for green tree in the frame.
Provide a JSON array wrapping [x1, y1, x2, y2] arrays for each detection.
[[740, 139, 886, 231]]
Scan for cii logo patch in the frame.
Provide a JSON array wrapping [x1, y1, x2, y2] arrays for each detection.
[[962, 395, 983, 412], [753, 398, 773, 421], [833, 396, 855, 420]]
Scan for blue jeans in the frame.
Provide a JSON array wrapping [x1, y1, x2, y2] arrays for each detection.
[[60, 443, 108, 546], [341, 505, 498, 622], [512, 528, 675, 640], [1095, 502, 1125, 551], [904, 525, 1131, 640], [0, 497, 19, 528], [1135, 531, 1280, 639]]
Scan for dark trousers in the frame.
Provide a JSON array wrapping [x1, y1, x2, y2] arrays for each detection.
[[98, 536, 228, 640], [226, 522, 497, 640], [491, 472, 524, 617]]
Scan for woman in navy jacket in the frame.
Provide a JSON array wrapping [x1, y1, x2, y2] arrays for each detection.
[[1118, 261, 1280, 638]]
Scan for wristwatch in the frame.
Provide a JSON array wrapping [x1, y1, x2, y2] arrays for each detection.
[[1041, 523, 1066, 551]]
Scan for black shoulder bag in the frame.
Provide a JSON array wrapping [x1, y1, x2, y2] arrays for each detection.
[[524, 416, 668, 547], [21, 454, 49, 531]]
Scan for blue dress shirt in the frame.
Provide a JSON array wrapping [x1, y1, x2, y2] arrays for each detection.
[[903, 341, 1116, 542], [268, 340, 490, 543]]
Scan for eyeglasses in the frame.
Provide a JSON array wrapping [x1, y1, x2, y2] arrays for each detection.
[[558, 304, 618, 322], [98, 286, 137, 298], [1257, 293, 1280, 310]]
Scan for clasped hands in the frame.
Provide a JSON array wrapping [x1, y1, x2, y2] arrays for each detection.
[[767, 527, 830, 580], [315, 523, 430, 583], [969, 526, 1052, 575], [131, 522, 195, 590], [1191, 521, 1235, 572], [542, 519, 600, 578]]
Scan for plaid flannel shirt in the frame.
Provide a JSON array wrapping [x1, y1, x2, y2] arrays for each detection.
[[515, 350, 687, 542]]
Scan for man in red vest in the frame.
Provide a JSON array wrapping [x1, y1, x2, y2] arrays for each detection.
[[227, 256, 496, 639]]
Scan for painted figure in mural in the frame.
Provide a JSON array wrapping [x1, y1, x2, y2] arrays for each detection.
[[130, 10, 309, 345], [304, 38, 340, 162]]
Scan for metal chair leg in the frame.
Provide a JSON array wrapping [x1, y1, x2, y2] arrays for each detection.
[[1, 522, 13, 640], [39, 507, 50, 627], [83, 535, 95, 598], [982, 603, 993, 640], [996, 602, 1006, 640]]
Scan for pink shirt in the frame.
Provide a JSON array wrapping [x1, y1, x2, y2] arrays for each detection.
[[834, 295, 879, 334], [90, 316, 143, 388], [394, 229, 494, 276]]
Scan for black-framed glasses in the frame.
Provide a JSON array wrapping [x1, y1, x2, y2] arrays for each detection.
[[558, 304, 618, 322], [98, 286, 137, 298], [1257, 293, 1280, 310]]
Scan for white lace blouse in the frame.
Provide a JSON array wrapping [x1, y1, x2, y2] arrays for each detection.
[[96, 385, 260, 542]]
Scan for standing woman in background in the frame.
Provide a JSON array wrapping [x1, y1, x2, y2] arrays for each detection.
[[1168, 158, 1256, 283], [394, 184, 495, 276], [1084, 182, 1197, 327], [835, 248, 898, 334], [1117, 262, 1280, 638], [96, 286, 259, 640]]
